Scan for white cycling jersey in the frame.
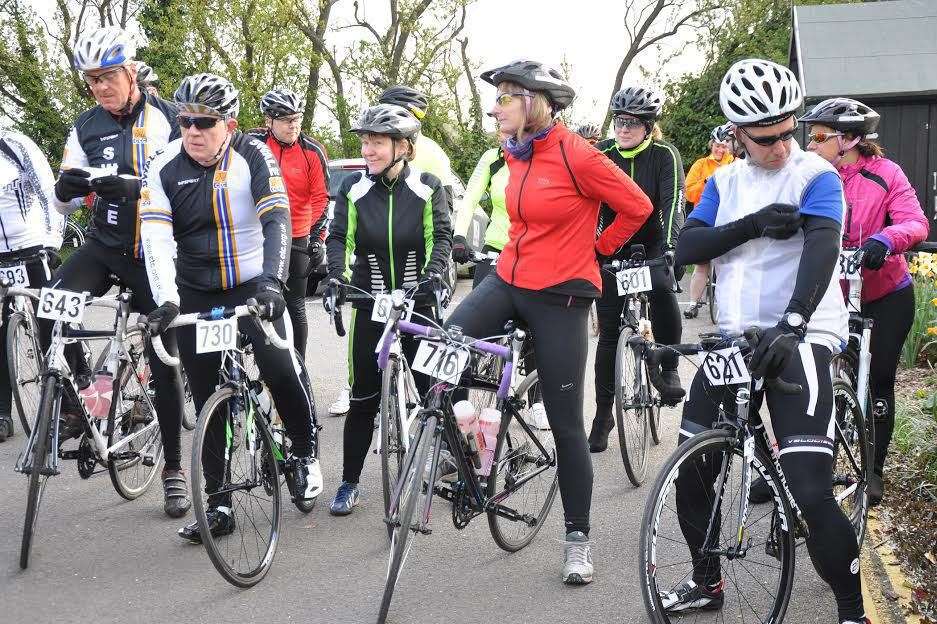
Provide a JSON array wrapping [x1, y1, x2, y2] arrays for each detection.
[[693, 141, 848, 350], [0, 130, 64, 253]]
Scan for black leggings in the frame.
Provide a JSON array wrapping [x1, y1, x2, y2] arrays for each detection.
[[446, 274, 593, 536], [285, 235, 310, 358], [177, 282, 317, 508], [51, 240, 185, 470], [342, 304, 435, 484], [595, 258, 682, 409], [676, 343, 863, 622], [862, 283, 915, 476]]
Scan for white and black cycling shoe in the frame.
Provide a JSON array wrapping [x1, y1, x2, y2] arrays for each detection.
[[291, 456, 323, 501], [660, 579, 725, 612]]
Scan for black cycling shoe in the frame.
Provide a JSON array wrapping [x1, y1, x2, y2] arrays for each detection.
[[588, 408, 614, 453], [868, 472, 884, 507], [683, 303, 701, 319], [162, 469, 192, 518], [178, 506, 235, 543], [749, 476, 772, 504], [0, 414, 13, 442], [657, 370, 686, 406]]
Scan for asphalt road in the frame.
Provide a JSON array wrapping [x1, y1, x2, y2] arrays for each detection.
[[0, 278, 841, 624]]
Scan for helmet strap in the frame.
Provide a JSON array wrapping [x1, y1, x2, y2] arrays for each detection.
[[834, 135, 862, 165], [115, 66, 140, 117]]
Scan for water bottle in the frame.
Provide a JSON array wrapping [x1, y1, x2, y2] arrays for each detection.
[[477, 408, 502, 477], [453, 400, 481, 467], [79, 372, 113, 420]]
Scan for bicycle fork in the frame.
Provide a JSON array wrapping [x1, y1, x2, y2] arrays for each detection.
[[14, 376, 64, 477]]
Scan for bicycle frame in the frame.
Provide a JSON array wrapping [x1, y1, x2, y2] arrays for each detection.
[[842, 250, 873, 421]]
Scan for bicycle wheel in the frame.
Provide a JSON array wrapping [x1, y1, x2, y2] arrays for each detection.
[[378, 415, 435, 624], [615, 327, 649, 486], [640, 429, 796, 624], [646, 358, 662, 446], [107, 346, 163, 500], [707, 277, 718, 325], [832, 380, 869, 547], [63, 217, 86, 250], [191, 386, 281, 588], [380, 355, 416, 538], [20, 375, 57, 569], [487, 374, 558, 552], [8, 311, 43, 435]]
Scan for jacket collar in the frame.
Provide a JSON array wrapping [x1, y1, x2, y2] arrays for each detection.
[[837, 153, 873, 177], [615, 136, 653, 159]]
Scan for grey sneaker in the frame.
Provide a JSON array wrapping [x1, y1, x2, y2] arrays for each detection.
[[562, 531, 593, 584], [425, 447, 458, 484]]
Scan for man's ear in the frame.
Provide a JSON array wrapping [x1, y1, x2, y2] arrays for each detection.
[[227, 118, 239, 133]]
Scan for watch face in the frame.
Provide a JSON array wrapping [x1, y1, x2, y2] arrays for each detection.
[[787, 313, 804, 328]]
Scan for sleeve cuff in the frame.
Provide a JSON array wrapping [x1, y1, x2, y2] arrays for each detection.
[[870, 232, 893, 251]]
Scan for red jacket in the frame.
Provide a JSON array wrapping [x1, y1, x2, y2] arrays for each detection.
[[252, 130, 330, 239], [496, 123, 653, 295]]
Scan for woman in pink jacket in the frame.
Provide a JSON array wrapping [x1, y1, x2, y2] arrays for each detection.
[[802, 98, 931, 506]]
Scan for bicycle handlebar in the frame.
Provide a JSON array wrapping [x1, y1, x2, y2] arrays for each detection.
[[910, 241, 937, 253], [323, 275, 447, 338]]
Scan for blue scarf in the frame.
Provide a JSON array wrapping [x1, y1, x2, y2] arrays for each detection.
[[503, 124, 555, 161]]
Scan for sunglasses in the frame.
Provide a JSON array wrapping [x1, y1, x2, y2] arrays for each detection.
[[83, 67, 125, 88], [807, 130, 844, 144], [737, 124, 797, 147], [274, 114, 303, 125], [613, 116, 645, 129], [178, 115, 221, 130], [495, 92, 532, 107]]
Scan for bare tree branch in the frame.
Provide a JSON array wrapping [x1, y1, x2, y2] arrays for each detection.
[[458, 36, 482, 132]]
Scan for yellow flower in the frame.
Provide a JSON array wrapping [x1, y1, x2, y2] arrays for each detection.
[[932, 297, 937, 307], [927, 326, 937, 336]]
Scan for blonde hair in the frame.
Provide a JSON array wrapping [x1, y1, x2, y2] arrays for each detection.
[[500, 81, 555, 141], [651, 123, 663, 141]]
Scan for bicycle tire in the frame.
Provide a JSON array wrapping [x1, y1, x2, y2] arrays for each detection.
[[639, 428, 796, 624], [191, 385, 281, 588], [378, 414, 435, 624], [8, 311, 43, 436], [832, 380, 870, 548], [646, 358, 662, 446], [62, 218, 86, 250], [487, 372, 558, 552], [615, 327, 649, 486], [107, 352, 163, 500], [380, 355, 409, 539], [707, 274, 717, 325], [20, 375, 57, 569]]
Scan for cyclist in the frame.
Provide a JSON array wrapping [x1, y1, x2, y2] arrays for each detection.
[[589, 86, 686, 453], [670, 59, 867, 624], [445, 59, 652, 584], [0, 130, 64, 442], [323, 103, 452, 516], [140, 73, 322, 541], [801, 97, 930, 506], [135, 62, 159, 97], [249, 87, 330, 359], [683, 124, 734, 320], [575, 123, 602, 145], [50, 27, 189, 519]]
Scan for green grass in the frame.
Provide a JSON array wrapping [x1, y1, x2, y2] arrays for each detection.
[[893, 370, 937, 486]]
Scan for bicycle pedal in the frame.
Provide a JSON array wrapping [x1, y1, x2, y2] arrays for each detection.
[[141, 455, 156, 467], [60, 449, 81, 460]]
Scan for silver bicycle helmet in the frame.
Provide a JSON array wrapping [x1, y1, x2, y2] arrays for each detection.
[[174, 73, 240, 118]]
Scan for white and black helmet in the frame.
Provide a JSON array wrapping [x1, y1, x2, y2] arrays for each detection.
[[174, 73, 240, 118], [379, 85, 429, 118], [260, 88, 303, 118], [73, 27, 136, 72], [610, 87, 663, 120], [576, 123, 602, 140], [481, 60, 575, 111], [135, 62, 158, 86], [711, 123, 733, 143], [799, 98, 879, 138], [720, 59, 802, 127], [350, 104, 421, 140]]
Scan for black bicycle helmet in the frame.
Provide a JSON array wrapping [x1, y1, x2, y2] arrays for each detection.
[[799, 98, 880, 137], [610, 87, 663, 120], [135, 62, 159, 86], [576, 123, 602, 140], [260, 87, 303, 118], [378, 85, 428, 118], [174, 73, 240, 118], [350, 104, 421, 139], [480, 60, 575, 111]]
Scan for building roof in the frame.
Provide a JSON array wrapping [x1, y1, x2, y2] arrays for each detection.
[[790, 0, 937, 100]]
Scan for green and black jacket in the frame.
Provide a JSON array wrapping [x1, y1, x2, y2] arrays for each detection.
[[595, 136, 685, 256], [326, 163, 452, 305]]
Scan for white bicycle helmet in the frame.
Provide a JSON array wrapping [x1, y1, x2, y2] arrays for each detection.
[[719, 59, 802, 127], [351, 104, 421, 140], [174, 73, 240, 118], [260, 88, 303, 118], [73, 27, 136, 72], [135, 62, 159, 86]]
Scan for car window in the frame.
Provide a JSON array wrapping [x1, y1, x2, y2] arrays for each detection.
[[328, 167, 363, 198]]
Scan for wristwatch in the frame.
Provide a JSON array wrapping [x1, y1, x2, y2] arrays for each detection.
[[782, 312, 806, 336]]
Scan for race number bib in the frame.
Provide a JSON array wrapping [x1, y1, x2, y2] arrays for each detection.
[[371, 294, 414, 323], [412, 340, 470, 384], [37, 288, 86, 323], [0, 264, 29, 287], [700, 347, 751, 386], [838, 250, 861, 281], [195, 317, 238, 353], [616, 266, 653, 296]]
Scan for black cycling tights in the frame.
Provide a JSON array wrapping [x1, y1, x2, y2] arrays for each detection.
[[675, 343, 863, 622], [51, 240, 185, 471], [446, 274, 593, 536], [177, 282, 317, 508], [861, 284, 915, 477], [594, 266, 682, 409], [285, 235, 310, 359]]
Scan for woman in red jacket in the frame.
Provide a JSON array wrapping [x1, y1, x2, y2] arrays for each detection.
[[445, 60, 652, 584]]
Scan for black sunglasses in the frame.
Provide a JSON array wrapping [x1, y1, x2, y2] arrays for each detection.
[[738, 124, 797, 147], [178, 116, 221, 130]]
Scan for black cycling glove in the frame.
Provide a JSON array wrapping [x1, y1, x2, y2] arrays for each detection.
[[307, 239, 325, 268], [254, 282, 287, 320], [323, 274, 347, 309], [147, 302, 180, 336], [451, 235, 471, 264], [859, 237, 889, 270], [91, 175, 142, 202], [743, 203, 803, 240], [749, 322, 802, 379], [54, 168, 92, 202]]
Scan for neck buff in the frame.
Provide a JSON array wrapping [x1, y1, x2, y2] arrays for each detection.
[[504, 124, 555, 161]]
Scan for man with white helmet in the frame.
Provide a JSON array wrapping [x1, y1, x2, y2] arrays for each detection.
[[50, 27, 189, 519], [669, 59, 865, 624], [140, 73, 322, 541]]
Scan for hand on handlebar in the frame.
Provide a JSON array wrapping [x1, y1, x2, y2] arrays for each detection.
[[322, 275, 347, 311], [451, 235, 471, 264], [146, 301, 180, 336], [858, 237, 889, 270], [747, 322, 801, 380], [254, 283, 286, 321]]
